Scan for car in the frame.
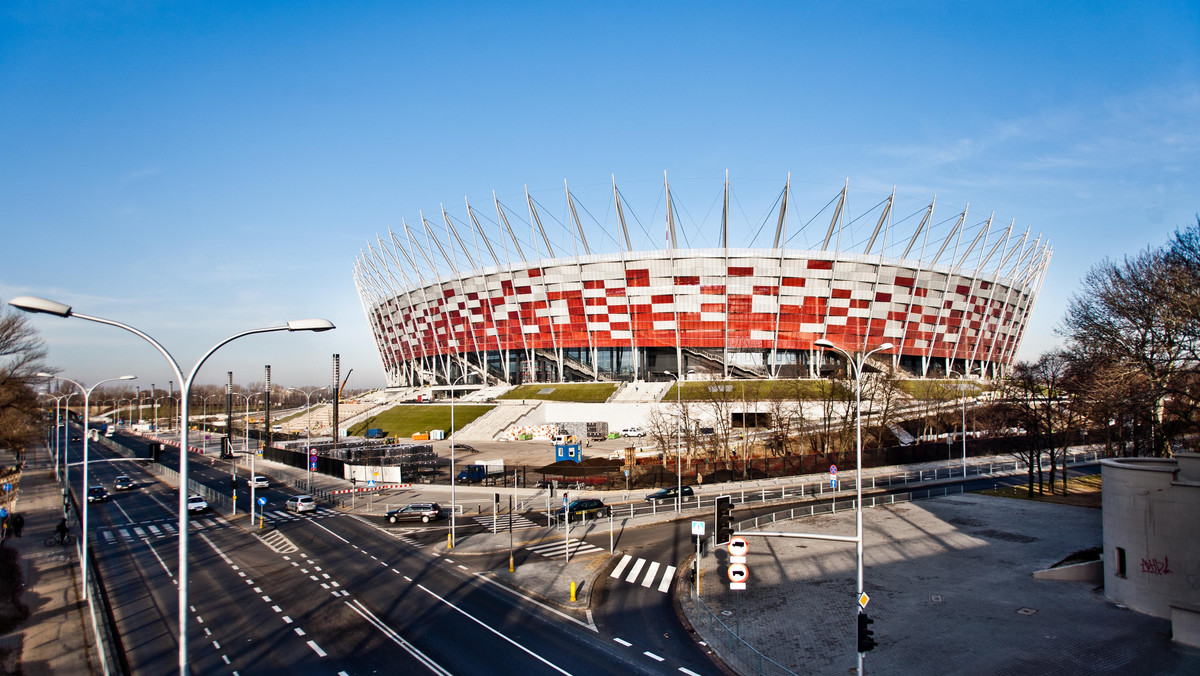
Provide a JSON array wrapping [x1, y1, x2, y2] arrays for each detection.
[[248, 475, 269, 488], [87, 485, 109, 502], [645, 485, 694, 503], [385, 502, 442, 524], [286, 495, 317, 513], [620, 427, 646, 437], [553, 498, 611, 522], [69, 434, 82, 442], [113, 475, 136, 491], [186, 495, 208, 513]]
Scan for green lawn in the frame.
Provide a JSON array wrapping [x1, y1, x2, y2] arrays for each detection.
[[495, 383, 619, 403], [896, 379, 986, 399], [666, 379, 849, 401], [347, 404, 494, 438]]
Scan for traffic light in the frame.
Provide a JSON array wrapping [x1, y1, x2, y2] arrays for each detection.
[[857, 612, 876, 653], [715, 495, 733, 545], [230, 476, 237, 490], [350, 476, 357, 486], [147, 442, 162, 463]]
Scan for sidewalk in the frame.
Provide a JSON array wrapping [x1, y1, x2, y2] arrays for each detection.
[[0, 442, 99, 675]]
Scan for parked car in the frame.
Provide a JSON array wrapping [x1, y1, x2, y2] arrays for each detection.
[[186, 494, 208, 512], [87, 485, 109, 503], [620, 427, 646, 437], [248, 475, 269, 488], [286, 495, 317, 513], [113, 475, 136, 491], [645, 485, 694, 503], [554, 498, 611, 522], [385, 502, 442, 524]]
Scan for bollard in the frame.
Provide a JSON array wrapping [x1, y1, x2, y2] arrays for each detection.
[[570, 580, 577, 602], [447, 532, 453, 549]]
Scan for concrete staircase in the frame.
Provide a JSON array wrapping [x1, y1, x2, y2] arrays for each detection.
[[454, 401, 540, 441], [607, 380, 672, 403]]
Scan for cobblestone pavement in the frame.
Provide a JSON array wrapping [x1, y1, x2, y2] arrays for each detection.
[[683, 494, 1200, 675]]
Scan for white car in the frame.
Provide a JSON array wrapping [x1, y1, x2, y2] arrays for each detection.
[[186, 495, 208, 513], [286, 495, 317, 513], [248, 475, 269, 488], [620, 427, 646, 437]]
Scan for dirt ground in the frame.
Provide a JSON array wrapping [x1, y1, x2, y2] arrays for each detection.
[[979, 472, 1102, 508]]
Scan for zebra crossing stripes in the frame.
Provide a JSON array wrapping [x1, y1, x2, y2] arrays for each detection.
[[610, 554, 677, 593], [525, 538, 605, 559], [261, 507, 340, 523], [472, 514, 539, 531], [100, 517, 227, 544]]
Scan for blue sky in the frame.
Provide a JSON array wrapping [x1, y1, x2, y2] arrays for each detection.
[[2, 1, 1198, 390]]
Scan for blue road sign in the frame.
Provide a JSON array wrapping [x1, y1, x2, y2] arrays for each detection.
[[257, 497, 267, 506], [367, 480, 375, 488], [2, 483, 10, 492], [0, 508, 8, 518]]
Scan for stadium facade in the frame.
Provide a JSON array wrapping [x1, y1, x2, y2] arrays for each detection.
[[354, 177, 1052, 387]]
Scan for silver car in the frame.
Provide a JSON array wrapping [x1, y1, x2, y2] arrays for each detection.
[[285, 495, 317, 513]]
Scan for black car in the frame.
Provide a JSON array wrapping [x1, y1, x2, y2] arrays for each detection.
[[645, 485, 694, 503], [87, 486, 109, 503], [554, 498, 610, 522], [385, 502, 443, 524], [69, 434, 82, 442], [113, 475, 136, 491]]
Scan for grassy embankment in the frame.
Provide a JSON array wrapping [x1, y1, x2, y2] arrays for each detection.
[[495, 383, 618, 403], [347, 404, 494, 438]]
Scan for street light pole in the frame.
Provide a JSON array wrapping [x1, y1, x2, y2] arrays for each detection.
[[285, 387, 327, 493], [949, 370, 973, 478], [814, 338, 893, 675], [39, 373, 136, 601], [448, 373, 471, 549], [10, 295, 334, 676], [662, 369, 694, 513]]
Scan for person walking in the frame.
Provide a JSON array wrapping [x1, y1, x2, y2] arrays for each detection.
[[12, 513, 24, 538]]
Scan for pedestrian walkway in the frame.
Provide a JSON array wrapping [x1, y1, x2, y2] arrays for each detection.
[[0, 442, 100, 674], [260, 506, 340, 524], [473, 513, 539, 531], [97, 515, 229, 545], [609, 554, 676, 594]]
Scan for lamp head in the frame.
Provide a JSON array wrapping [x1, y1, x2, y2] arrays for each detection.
[[287, 318, 335, 332], [878, 342, 895, 351], [36, 372, 55, 378], [119, 375, 136, 381], [8, 296, 72, 317], [814, 339, 835, 349]]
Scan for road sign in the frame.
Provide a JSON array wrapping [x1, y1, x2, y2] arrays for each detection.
[[691, 520, 706, 536], [829, 464, 837, 475], [0, 508, 7, 519], [727, 536, 749, 557], [367, 480, 376, 488], [257, 497, 267, 506], [728, 563, 749, 590], [2, 483, 10, 492], [831, 478, 837, 489], [859, 592, 870, 609]]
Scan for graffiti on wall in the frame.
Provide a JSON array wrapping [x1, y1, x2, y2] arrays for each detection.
[[1140, 557, 1172, 575]]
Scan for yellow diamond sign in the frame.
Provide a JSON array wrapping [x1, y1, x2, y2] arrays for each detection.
[[858, 592, 870, 609]]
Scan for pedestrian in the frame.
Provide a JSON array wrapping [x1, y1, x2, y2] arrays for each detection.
[[12, 513, 23, 538]]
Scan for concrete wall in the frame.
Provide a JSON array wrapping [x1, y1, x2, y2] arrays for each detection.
[[1102, 453, 1200, 622]]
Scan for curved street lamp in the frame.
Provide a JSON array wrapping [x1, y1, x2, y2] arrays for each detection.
[[11, 295, 334, 676], [38, 372, 136, 602], [813, 338, 893, 675], [285, 386, 328, 493], [448, 373, 472, 549]]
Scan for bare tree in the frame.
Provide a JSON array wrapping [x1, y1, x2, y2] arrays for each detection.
[[0, 301, 50, 457]]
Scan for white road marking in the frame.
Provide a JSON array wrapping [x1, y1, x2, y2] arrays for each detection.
[[610, 554, 633, 578], [641, 561, 661, 588], [613, 638, 632, 646], [679, 668, 702, 676], [282, 616, 293, 624], [643, 651, 664, 661], [658, 565, 676, 593], [418, 583, 574, 675], [307, 640, 326, 657], [625, 558, 646, 583], [473, 574, 598, 633], [346, 599, 452, 676]]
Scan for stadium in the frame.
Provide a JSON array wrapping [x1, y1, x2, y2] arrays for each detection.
[[354, 176, 1052, 387]]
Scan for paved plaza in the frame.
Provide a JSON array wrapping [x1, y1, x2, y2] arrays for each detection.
[[684, 494, 1200, 675]]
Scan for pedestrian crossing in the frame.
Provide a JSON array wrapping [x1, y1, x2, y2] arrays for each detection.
[[609, 554, 676, 594], [100, 517, 225, 544], [525, 537, 606, 559], [258, 507, 340, 524], [473, 513, 540, 531]]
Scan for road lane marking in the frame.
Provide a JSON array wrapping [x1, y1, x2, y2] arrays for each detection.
[[473, 574, 597, 633], [346, 599, 451, 676], [613, 638, 632, 646], [610, 554, 633, 578], [145, 541, 174, 578], [306, 640, 326, 657], [641, 561, 661, 588], [304, 519, 350, 543], [625, 558, 646, 583], [658, 565, 676, 593], [295, 628, 306, 636], [643, 651, 664, 661], [418, 583, 575, 675], [112, 501, 135, 524], [679, 668, 702, 676]]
